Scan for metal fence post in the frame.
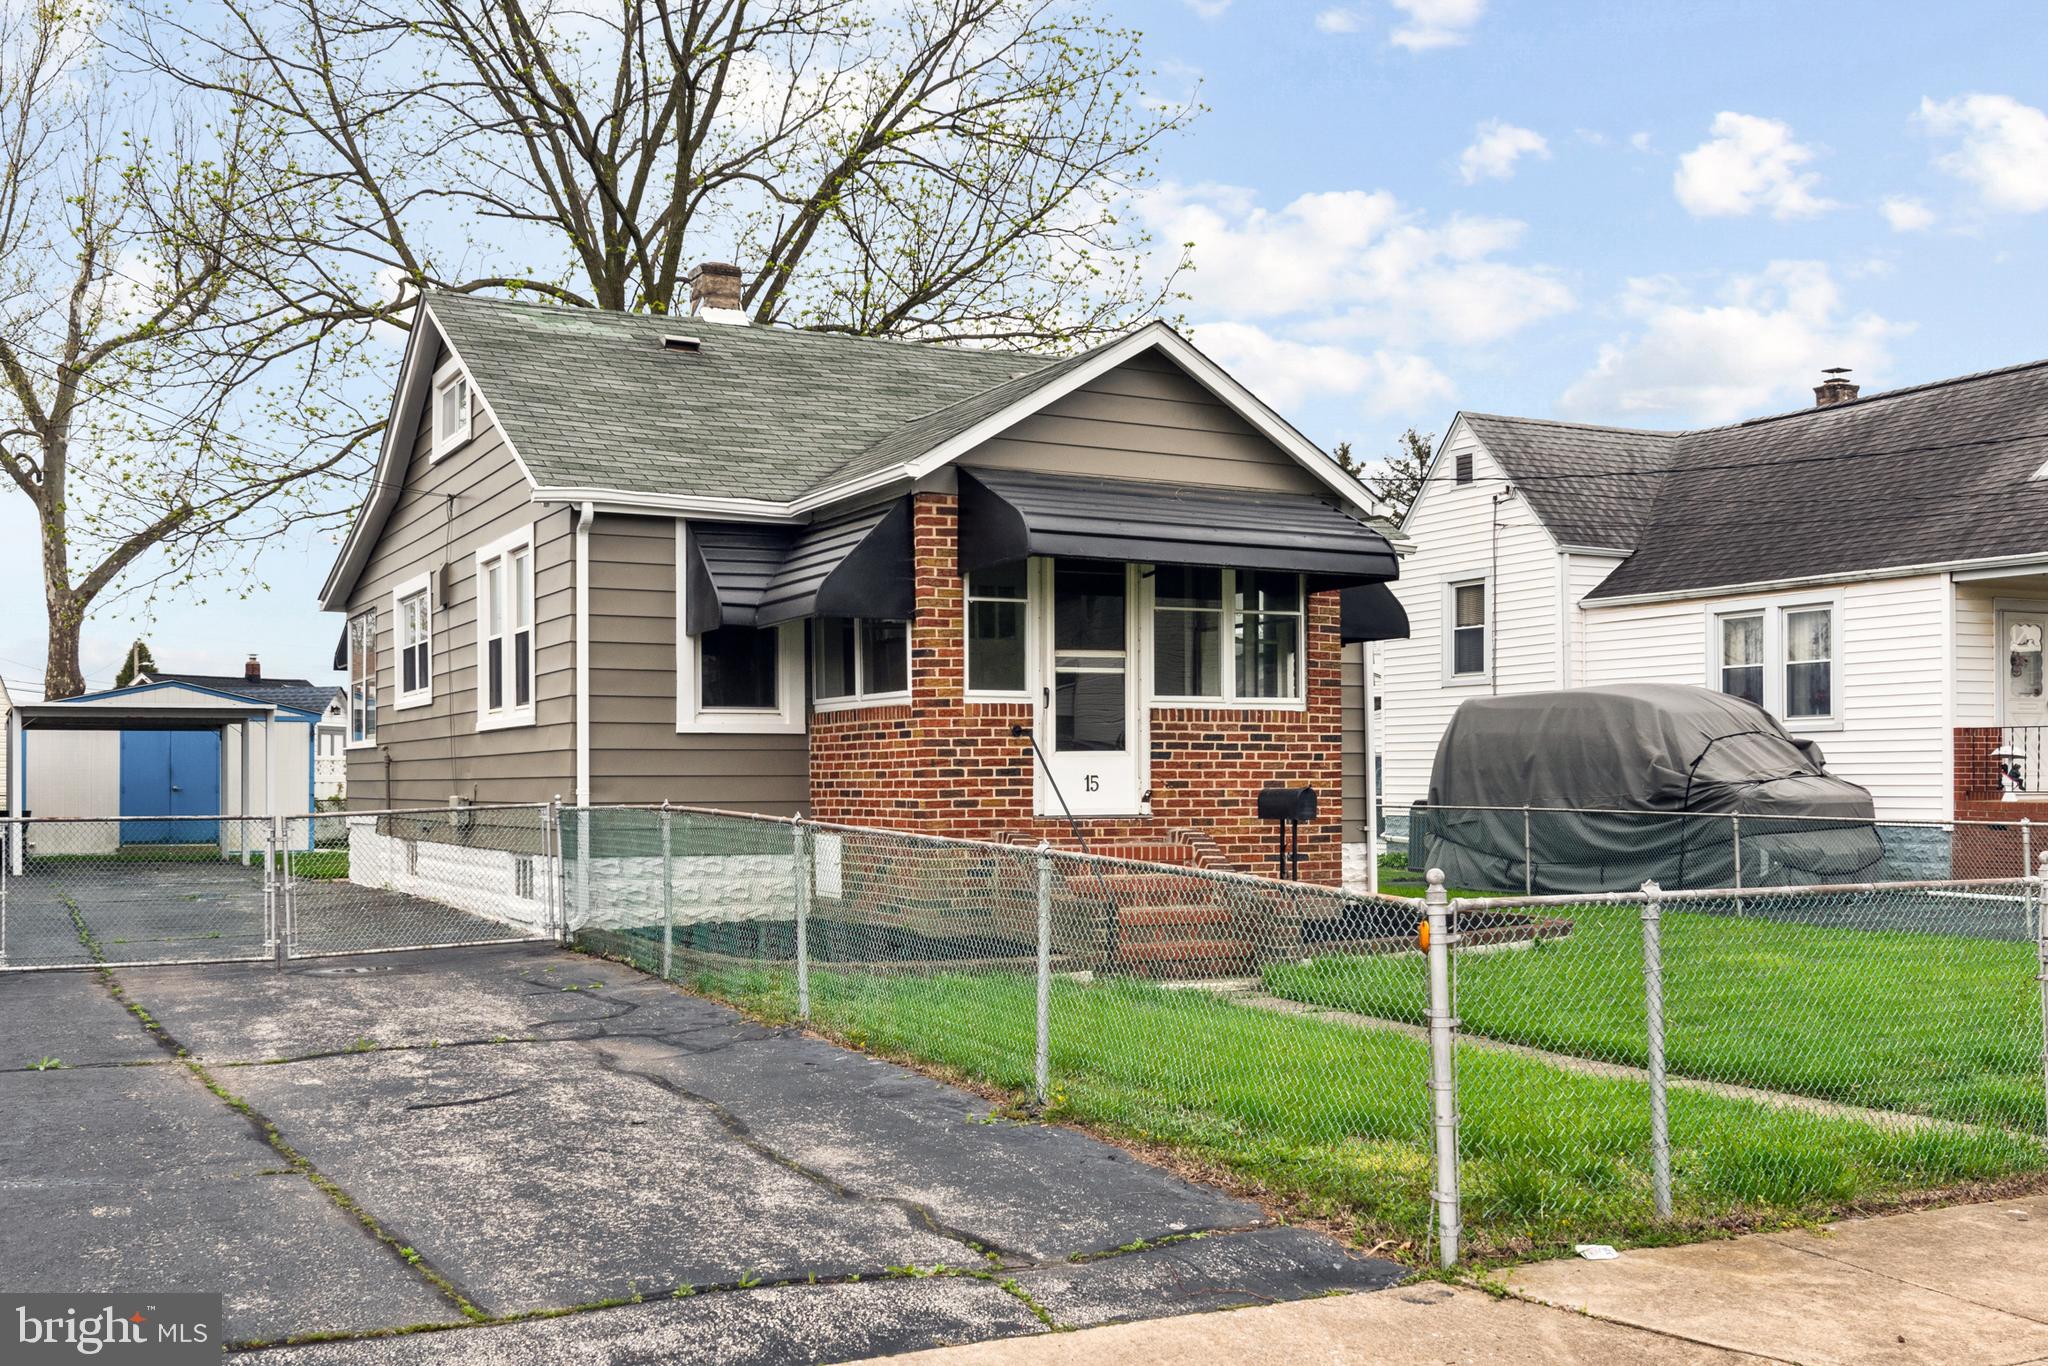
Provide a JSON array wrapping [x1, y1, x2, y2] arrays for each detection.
[[2025, 818, 2033, 893], [1522, 806, 1533, 896], [792, 816, 810, 1020], [1641, 879, 1672, 1219], [2037, 850, 2048, 1138], [0, 818, 10, 969], [1731, 815, 1744, 916], [1423, 869, 1461, 1268], [1035, 840, 1052, 1108], [268, 818, 286, 968], [660, 804, 676, 982], [549, 797, 568, 944]]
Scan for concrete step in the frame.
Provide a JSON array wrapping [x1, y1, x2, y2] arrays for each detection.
[[1115, 938, 1256, 978]]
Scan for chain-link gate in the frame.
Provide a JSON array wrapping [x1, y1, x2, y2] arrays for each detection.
[[1, 805, 560, 970]]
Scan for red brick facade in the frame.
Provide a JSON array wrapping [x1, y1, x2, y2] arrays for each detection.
[[807, 492, 1345, 884], [1952, 725, 2036, 878]]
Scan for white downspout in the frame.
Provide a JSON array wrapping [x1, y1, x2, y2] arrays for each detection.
[[575, 501, 593, 808]]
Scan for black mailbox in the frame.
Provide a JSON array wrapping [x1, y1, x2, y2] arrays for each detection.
[[1257, 785, 1318, 880]]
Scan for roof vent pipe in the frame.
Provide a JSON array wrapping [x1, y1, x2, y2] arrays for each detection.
[[1814, 367, 1860, 408]]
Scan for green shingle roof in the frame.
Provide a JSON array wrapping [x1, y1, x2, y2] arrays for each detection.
[[426, 292, 1059, 501]]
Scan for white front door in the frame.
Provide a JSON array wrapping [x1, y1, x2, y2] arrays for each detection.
[[2001, 611, 2048, 727], [1036, 559, 1146, 817]]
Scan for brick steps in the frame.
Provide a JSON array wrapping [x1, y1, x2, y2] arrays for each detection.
[[1015, 831, 1260, 980]]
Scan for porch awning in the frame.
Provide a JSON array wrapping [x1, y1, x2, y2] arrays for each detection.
[[685, 522, 798, 635], [756, 498, 916, 627], [956, 467, 1399, 585], [1341, 583, 1410, 643]]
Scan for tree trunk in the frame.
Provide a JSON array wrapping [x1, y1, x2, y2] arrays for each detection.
[[43, 586, 85, 700]]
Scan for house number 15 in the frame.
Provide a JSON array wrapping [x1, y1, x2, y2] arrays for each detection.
[[1084, 774, 1101, 792]]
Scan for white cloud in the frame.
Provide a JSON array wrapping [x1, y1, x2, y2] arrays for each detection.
[[1138, 181, 1572, 347], [1314, 6, 1366, 33], [1561, 261, 1908, 424], [1459, 120, 1549, 183], [1182, 0, 1232, 17], [1387, 0, 1484, 49], [1192, 322, 1454, 416], [1880, 196, 1936, 232], [1918, 94, 2048, 212], [1673, 112, 1834, 219], [1629, 131, 1653, 153]]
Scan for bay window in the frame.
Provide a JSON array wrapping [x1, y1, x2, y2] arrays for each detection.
[[1711, 600, 1837, 724], [476, 532, 534, 730], [812, 616, 911, 706], [1149, 567, 1303, 705], [965, 566, 1028, 695], [347, 609, 377, 746]]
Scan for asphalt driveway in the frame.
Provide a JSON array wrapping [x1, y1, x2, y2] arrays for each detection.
[[2, 944, 1405, 1362]]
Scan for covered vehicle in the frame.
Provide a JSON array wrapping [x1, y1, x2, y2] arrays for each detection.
[[1413, 683, 1884, 892]]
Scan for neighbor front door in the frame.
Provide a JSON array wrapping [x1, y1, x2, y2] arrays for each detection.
[[1036, 559, 1145, 817], [2002, 611, 2048, 729]]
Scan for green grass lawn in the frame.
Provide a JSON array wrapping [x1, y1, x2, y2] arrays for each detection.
[[1266, 902, 2046, 1133], [581, 927, 2048, 1262], [29, 846, 349, 879]]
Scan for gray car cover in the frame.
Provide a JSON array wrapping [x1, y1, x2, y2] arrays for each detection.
[[1413, 683, 1884, 892]]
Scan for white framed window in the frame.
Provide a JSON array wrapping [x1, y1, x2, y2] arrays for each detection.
[[813, 617, 912, 709], [964, 565, 1030, 698], [432, 360, 474, 461], [674, 522, 806, 734], [475, 529, 536, 731], [1443, 578, 1488, 683], [1708, 597, 1839, 726], [392, 573, 433, 710], [347, 608, 378, 747], [1147, 566, 1305, 706]]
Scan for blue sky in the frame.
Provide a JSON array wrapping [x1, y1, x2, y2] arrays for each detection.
[[4, 0, 2043, 697]]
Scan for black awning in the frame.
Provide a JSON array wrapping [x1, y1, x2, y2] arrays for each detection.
[[755, 497, 915, 627], [956, 467, 1398, 585], [685, 522, 799, 635], [1341, 582, 1410, 642]]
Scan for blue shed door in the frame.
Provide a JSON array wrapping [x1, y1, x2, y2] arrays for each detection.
[[119, 731, 221, 844]]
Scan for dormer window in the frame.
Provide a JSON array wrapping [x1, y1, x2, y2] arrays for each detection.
[[433, 360, 474, 460]]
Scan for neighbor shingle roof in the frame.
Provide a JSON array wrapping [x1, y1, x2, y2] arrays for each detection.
[[1460, 414, 1680, 550], [427, 292, 1058, 500], [1586, 359, 2048, 598], [146, 673, 343, 717]]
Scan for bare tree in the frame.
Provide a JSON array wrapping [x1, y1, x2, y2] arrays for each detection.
[[129, 0, 1198, 347], [1334, 429, 1433, 522], [0, 3, 371, 698]]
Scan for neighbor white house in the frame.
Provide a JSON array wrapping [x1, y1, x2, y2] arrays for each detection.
[[1376, 360, 2048, 844]]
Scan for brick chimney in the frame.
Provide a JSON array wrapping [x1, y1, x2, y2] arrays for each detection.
[[245, 654, 261, 681], [1814, 367, 1860, 408], [685, 261, 745, 319]]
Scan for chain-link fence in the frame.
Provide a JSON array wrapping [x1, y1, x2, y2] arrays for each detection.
[[1398, 803, 2043, 895], [1, 805, 558, 968], [563, 805, 1447, 1253]]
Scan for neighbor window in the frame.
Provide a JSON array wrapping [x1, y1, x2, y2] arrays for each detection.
[[477, 535, 534, 728], [348, 609, 378, 746], [812, 616, 911, 706], [1150, 567, 1303, 704], [1784, 607, 1832, 720], [1718, 613, 1765, 706], [433, 363, 473, 459], [394, 584, 431, 707], [965, 566, 1028, 694], [1712, 601, 1837, 723], [1448, 580, 1487, 679]]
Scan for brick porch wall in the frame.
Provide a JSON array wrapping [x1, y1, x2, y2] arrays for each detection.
[[808, 492, 1345, 885], [1952, 725, 2034, 879]]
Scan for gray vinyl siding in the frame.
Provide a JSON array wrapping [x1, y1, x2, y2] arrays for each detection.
[[587, 514, 810, 811], [342, 354, 575, 808], [1341, 641, 1367, 844], [957, 353, 1330, 495]]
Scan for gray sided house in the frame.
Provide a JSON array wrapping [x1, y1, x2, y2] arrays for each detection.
[[320, 268, 1404, 886]]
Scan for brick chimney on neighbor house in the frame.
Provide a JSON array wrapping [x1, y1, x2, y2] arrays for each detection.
[[1814, 367, 1860, 408], [686, 261, 744, 318], [245, 654, 261, 681]]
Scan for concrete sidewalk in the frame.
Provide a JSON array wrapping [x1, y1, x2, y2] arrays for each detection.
[[872, 1193, 2048, 1366]]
